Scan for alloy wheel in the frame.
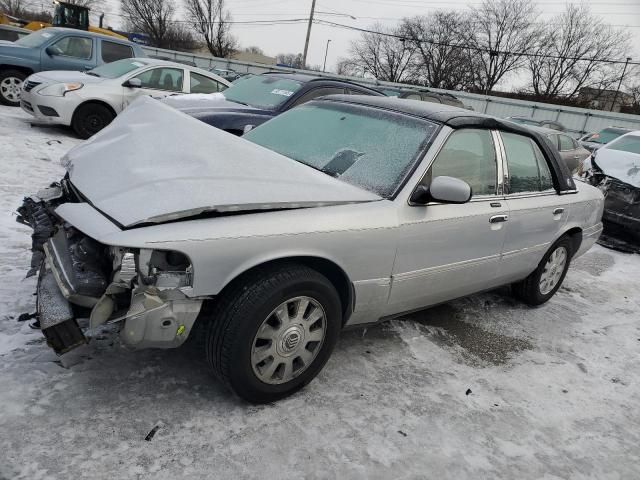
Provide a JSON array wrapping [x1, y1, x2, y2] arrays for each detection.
[[251, 296, 327, 385], [0, 76, 22, 103], [539, 246, 568, 295]]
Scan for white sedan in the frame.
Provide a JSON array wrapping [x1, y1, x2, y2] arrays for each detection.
[[19, 58, 231, 138]]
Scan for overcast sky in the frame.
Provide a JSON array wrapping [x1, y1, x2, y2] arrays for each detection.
[[99, 0, 640, 86]]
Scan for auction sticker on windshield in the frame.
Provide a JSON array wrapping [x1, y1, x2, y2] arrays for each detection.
[[271, 89, 295, 97]]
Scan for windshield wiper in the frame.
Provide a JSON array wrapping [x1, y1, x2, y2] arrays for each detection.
[[226, 98, 249, 106], [85, 72, 100, 77]]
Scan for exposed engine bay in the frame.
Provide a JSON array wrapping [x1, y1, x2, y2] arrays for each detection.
[[16, 178, 203, 354], [586, 157, 640, 253]]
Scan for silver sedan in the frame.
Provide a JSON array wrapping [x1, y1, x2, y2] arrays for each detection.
[[19, 58, 230, 138], [20, 96, 604, 403]]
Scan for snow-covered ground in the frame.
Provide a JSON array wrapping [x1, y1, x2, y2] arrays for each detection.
[[1, 105, 639, 480]]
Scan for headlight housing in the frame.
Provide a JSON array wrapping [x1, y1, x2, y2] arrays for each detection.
[[38, 82, 84, 97]]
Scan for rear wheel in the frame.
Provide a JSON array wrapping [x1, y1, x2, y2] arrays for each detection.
[[205, 264, 341, 403], [72, 103, 115, 139], [0, 70, 27, 106], [512, 236, 573, 306]]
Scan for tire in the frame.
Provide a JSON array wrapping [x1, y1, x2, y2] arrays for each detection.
[[0, 69, 27, 107], [72, 103, 115, 139], [205, 263, 342, 403], [512, 236, 574, 306]]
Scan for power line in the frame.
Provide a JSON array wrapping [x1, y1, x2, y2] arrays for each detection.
[[313, 19, 640, 66]]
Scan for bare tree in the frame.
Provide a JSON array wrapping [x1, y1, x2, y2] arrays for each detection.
[[186, 0, 237, 58], [347, 23, 416, 82], [0, 0, 23, 16], [461, 0, 540, 93], [64, 0, 97, 7], [121, 0, 175, 48], [276, 53, 305, 69], [164, 23, 200, 52], [244, 46, 264, 55], [527, 4, 632, 99], [401, 12, 474, 90]]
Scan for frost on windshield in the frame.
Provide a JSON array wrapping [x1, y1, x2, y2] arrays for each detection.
[[244, 103, 438, 197]]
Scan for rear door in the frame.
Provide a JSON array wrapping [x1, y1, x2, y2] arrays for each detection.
[[497, 131, 571, 282]]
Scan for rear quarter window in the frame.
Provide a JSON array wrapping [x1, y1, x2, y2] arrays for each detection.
[[101, 41, 134, 63]]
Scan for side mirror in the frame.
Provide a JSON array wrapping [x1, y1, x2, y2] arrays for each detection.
[[242, 124, 255, 134], [45, 46, 56, 56], [123, 78, 142, 88], [410, 176, 472, 205]]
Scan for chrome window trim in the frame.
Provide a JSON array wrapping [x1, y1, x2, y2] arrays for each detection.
[[408, 127, 502, 206], [497, 130, 560, 197]]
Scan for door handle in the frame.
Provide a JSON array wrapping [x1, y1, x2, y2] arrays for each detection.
[[553, 208, 564, 215], [490, 202, 502, 208], [489, 215, 508, 223]]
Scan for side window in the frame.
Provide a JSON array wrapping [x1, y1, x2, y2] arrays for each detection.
[[558, 134, 574, 151], [423, 94, 442, 104], [430, 129, 498, 196], [291, 87, 344, 107], [0, 30, 19, 41], [49, 36, 92, 59], [501, 132, 553, 193], [133, 67, 183, 92], [101, 41, 133, 63], [190, 72, 225, 94], [404, 93, 422, 100]]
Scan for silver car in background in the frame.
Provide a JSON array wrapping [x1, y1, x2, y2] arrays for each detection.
[[19, 96, 604, 403], [20, 58, 231, 138], [530, 126, 591, 172]]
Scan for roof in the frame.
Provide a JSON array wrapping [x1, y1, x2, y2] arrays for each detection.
[[0, 24, 30, 33], [37, 27, 135, 44], [263, 72, 382, 92], [316, 95, 577, 192]]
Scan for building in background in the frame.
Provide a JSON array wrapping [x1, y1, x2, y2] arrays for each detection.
[[578, 87, 634, 113]]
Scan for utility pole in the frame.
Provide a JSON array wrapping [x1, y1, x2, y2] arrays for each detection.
[[302, 0, 316, 69], [323, 39, 331, 72], [611, 57, 632, 112]]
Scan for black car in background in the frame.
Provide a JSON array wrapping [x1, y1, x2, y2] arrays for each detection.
[[379, 86, 469, 109], [163, 72, 383, 135]]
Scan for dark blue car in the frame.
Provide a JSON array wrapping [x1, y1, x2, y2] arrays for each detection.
[[166, 72, 383, 135]]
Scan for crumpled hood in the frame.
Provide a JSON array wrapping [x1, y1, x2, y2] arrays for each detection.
[[30, 70, 105, 85], [595, 148, 640, 188], [62, 96, 380, 228]]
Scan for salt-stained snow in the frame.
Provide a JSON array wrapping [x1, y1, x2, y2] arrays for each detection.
[[1, 104, 639, 480]]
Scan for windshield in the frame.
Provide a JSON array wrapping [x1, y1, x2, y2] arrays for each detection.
[[591, 128, 631, 145], [244, 102, 438, 197], [87, 59, 145, 79], [607, 135, 640, 155], [222, 75, 303, 109], [14, 29, 56, 48]]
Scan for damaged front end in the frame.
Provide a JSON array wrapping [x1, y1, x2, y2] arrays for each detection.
[[17, 180, 203, 355], [588, 158, 640, 252]]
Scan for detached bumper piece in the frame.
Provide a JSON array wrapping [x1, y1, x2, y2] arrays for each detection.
[[38, 265, 86, 354]]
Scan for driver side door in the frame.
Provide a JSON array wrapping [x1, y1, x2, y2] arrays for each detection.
[[41, 35, 96, 71], [122, 66, 186, 108], [387, 128, 509, 314]]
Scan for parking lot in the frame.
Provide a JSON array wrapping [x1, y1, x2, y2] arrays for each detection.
[[0, 104, 639, 479]]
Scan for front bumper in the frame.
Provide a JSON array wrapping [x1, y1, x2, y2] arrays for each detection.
[[18, 183, 204, 355], [20, 88, 76, 126]]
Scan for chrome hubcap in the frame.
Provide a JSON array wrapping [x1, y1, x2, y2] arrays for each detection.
[[0, 77, 23, 102], [539, 246, 568, 295], [251, 296, 326, 385]]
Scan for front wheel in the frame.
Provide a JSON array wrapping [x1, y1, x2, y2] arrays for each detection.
[[512, 237, 573, 306], [72, 103, 115, 139], [0, 69, 27, 106], [205, 264, 342, 403]]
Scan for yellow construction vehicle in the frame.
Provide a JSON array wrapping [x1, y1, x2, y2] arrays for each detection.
[[0, 1, 126, 39]]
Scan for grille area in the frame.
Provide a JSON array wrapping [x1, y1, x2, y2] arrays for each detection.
[[23, 80, 41, 92]]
